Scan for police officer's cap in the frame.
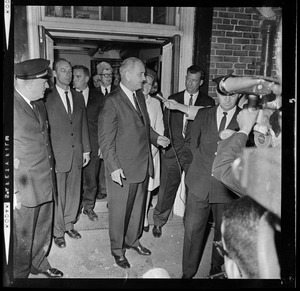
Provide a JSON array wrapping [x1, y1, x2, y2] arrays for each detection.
[[15, 58, 51, 80]]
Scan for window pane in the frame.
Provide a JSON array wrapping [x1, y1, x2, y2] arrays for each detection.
[[128, 7, 151, 23], [153, 7, 176, 25], [101, 6, 122, 21], [74, 6, 99, 20], [46, 6, 72, 18]]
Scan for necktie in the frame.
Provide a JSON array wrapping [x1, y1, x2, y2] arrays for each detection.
[[183, 94, 193, 137], [133, 93, 144, 123], [105, 88, 108, 96], [64, 91, 72, 119], [219, 112, 228, 133]]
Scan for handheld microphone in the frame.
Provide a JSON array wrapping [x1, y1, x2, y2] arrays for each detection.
[[156, 92, 167, 102]]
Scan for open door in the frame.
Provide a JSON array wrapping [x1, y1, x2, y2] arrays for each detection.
[[38, 25, 54, 66], [160, 34, 180, 98], [160, 35, 185, 217]]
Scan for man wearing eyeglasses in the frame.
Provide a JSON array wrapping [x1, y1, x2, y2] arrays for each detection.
[[95, 61, 118, 200]]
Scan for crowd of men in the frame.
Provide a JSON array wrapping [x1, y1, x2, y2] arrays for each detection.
[[12, 21, 288, 281]]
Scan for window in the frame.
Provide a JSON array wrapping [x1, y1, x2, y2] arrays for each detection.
[[44, 6, 176, 25]]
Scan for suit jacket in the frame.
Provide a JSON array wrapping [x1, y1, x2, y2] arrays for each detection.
[[14, 89, 56, 207], [212, 131, 281, 217], [98, 85, 159, 183], [185, 105, 241, 203], [163, 90, 215, 160], [44, 86, 91, 172], [86, 87, 103, 158], [212, 131, 248, 197], [95, 84, 117, 105]]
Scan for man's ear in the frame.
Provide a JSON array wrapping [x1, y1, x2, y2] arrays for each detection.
[[224, 258, 243, 279], [257, 212, 281, 278], [125, 70, 131, 82]]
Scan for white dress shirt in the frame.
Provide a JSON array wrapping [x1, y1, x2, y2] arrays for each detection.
[[120, 83, 138, 110], [56, 85, 73, 113], [216, 105, 237, 130]]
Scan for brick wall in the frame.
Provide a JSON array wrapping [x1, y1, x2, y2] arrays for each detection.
[[208, 7, 282, 99]]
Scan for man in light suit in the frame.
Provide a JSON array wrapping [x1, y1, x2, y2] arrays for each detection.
[[98, 57, 170, 269], [73, 65, 102, 221], [44, 58, 91, 248], [182, 76, 242, 279], [13, 58, 63, 278]]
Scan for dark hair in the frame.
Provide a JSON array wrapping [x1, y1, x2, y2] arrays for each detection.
[[222, 196, 266, 278], [187, 65, 205, 80], [73, 65, 90, 77]]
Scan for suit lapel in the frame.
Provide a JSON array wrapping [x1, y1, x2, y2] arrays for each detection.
[[14, 90, 39, 121], [227, 107, 240, 130], [52, 87, 70, 119], [119, 87, 145, 124]]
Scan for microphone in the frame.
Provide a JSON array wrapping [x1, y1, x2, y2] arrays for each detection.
[[156, 92, 167, 102]]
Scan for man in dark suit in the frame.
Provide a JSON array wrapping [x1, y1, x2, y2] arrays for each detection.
[[152, 65, 215, 238], [181, 77, 243, 279], [73, 65, 102, 221], [13, 58, 63, 278], [98, 57, 170, 269], [95, 61, 117, 199], [44, 58, 91, 248]]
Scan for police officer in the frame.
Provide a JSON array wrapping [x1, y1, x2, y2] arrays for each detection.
[[14, 58, 63, 278]]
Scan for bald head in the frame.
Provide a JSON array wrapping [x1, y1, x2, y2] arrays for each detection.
[[119, 57, 145, 91]]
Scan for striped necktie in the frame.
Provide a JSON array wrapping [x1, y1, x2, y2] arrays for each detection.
[[64, 91, 72, 119], [133, 93, 144, 124], [183, 94, 193, 137]]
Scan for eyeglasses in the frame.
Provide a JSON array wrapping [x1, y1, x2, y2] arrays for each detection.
[[100, 73, 113, 78], [213, 241, 231, 259]]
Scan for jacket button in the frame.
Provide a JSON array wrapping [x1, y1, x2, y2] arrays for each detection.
[[215, 152, 217, 156], [211, 173, 214, 176]]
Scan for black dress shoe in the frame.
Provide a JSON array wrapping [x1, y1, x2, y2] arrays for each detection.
[[83, 209, 99, 221], [182, 274, 192, 279], [143, 225, 150, 232], [66, 229, 82, 239], [113, 254, 131, 269], [124, 243, 151, 256], [43, 268, 64, 278], [209, 265, 222, 276], [152, 225, 162, 238], [54, 236, 66, 248]]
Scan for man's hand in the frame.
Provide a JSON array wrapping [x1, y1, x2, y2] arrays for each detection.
[[83, 152, 90, 167], [157, 136, 170, 148], [111, 168, 126, 186], [237, 108, 259, 135], [164, 99, 188, 113]]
